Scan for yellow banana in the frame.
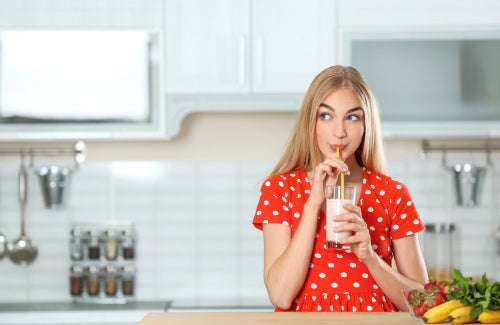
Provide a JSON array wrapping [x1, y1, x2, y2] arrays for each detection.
[[478, 310, 500, 324], [423, 299, 466, 324], [448, 306, 476, 324]]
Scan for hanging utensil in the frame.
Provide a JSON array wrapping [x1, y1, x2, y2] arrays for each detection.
[[8, 153, 38, 266], [452, 163, 486, 206], [0, 231, 7, 260], [37, 165, 72, 209]]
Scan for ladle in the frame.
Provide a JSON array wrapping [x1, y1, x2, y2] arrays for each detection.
[[8, 155, 38, 266]]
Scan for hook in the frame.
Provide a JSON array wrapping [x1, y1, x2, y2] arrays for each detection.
[[420, 140, 430, 159], [441, 149, 448, 169], [28, 149, 35, 171], [486, 149, 493, 167], [20, 149, 25, 164]]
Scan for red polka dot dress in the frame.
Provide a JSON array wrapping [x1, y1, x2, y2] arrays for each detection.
[[252, 168, 424, 312]]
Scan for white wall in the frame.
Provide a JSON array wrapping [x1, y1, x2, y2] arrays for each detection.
[[0, 112, 499, 305]]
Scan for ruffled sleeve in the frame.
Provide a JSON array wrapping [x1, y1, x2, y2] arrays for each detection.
[[389, 181, 425, 239], [253, 174, 292, 231]]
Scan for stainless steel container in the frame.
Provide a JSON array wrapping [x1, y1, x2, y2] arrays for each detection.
[[37, 166, 72, 209], [452, 163, 485, 206]]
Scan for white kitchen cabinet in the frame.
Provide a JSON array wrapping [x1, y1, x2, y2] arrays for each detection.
[[251, 0, 335, 93], [165, 0, 336, 94], [0, 0, 166, 140], [165, 0, 249, 93], [0, 0, 163, 28], [337, 0, 500, 28], [335, 0, 500, 138]]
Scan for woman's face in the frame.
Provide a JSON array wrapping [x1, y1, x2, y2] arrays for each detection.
[[315, 87, 365, 165]]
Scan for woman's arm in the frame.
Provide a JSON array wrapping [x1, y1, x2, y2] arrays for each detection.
[[262, 159, 348, 310], [336, 203, 428, 311], [362, 234, 428, 311], [262, 200, 320, 310]]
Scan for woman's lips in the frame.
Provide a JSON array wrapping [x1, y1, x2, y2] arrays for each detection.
[[330, 144, 346, 153]]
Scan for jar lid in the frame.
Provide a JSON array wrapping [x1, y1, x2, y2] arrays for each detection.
[[86, 265, 101, 274], [104, 265, 117, 274], [121, 264, 136, 273], [70, 265, 84, 273], [425, 223, 456, 233], [87, 229, 101, 237], [122, 228, 135, 237], [105, 229, 118, 237]]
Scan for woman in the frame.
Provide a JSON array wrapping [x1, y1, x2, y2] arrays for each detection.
[[252, 65, 428, 312]]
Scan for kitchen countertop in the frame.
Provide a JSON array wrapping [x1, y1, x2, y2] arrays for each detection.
[[0, 300, 170, 312], [139, 312, 420, 325], [0, 301, 170, 325]]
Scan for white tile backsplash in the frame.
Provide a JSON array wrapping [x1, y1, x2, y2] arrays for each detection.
[[0, 158, 498, 306]]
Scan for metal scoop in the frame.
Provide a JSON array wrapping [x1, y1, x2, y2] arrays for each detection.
[[8, 156, 38, 266]]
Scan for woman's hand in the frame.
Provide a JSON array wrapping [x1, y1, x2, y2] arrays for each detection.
[[308, 158, 349, 208], [334, 204, 375, 262]]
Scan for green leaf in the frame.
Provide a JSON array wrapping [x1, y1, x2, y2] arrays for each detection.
[[470, 305, 482, 320], [482, 273, 490, 287], [453, 268, 471, 284]]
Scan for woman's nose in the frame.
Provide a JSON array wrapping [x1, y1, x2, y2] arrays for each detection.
[[333, 120, 347, 138]]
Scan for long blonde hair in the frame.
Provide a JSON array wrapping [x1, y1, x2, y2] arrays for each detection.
[[270, 65, 386, 177]]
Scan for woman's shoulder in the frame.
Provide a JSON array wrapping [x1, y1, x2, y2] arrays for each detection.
[[264, 170, 309, 185], [363, 168, 408, 191]]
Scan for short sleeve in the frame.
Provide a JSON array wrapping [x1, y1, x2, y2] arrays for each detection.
[[252, 175, 292, 231], [390, 182, 425, 239]]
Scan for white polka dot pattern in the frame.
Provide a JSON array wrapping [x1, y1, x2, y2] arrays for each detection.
[[252, 169, 424, 312]]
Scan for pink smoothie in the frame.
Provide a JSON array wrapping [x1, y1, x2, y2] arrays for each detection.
[[326, 198, 352, 249]]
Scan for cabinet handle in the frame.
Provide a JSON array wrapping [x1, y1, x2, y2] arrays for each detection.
[[255, 35, 264, 86], [238, 36, 247, 86]]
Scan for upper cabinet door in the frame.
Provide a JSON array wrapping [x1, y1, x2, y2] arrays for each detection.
[[338, 0, 500, 28], [0, 0, 163, 28], [165, 0, 250, 93], [252, 0, 336, 93], [165, 0, 336, 94]]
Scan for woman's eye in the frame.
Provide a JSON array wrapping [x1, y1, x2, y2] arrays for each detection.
[[347, 114, 360, 121], [319, 113, 331, 120]]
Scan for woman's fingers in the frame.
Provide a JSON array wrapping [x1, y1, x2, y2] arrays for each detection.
[[308, 158, 351, 208], [322, 158, 350, 175]]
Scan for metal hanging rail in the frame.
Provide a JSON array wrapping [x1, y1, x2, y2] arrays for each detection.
[[421, 140, 500, 155], [421, 140, 500, 166], [0, 141, 87, 165]]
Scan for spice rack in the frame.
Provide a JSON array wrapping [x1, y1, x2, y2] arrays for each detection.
[[69, 221, 136, 304]]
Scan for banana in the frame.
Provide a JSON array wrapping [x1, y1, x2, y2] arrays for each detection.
[[478, 310, 500, 324], [423, 299, 466, 324], [448, 306, 476, 324]]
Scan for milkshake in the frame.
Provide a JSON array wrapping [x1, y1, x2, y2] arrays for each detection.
[[325, 186, 356, 250]]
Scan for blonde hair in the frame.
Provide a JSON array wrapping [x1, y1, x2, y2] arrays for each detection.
[[270, 65, 386, 177]]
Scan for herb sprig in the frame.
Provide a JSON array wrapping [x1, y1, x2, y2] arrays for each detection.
[[447, 268, 500, 319]]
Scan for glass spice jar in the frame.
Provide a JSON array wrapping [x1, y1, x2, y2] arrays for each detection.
[[86, 265, 101, 296], [121, 228, 135, 259], [70, 265, 84, 296], [104, 265, 117, 296], [121, 264, 135, 296], [87, 229, 101, 260], [424, 223, 456, 281], [70, 228, 84, 261], [104, 229, 118, 260]]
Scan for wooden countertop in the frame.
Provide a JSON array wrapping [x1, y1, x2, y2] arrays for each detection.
[[139, 312, 421, 325]]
